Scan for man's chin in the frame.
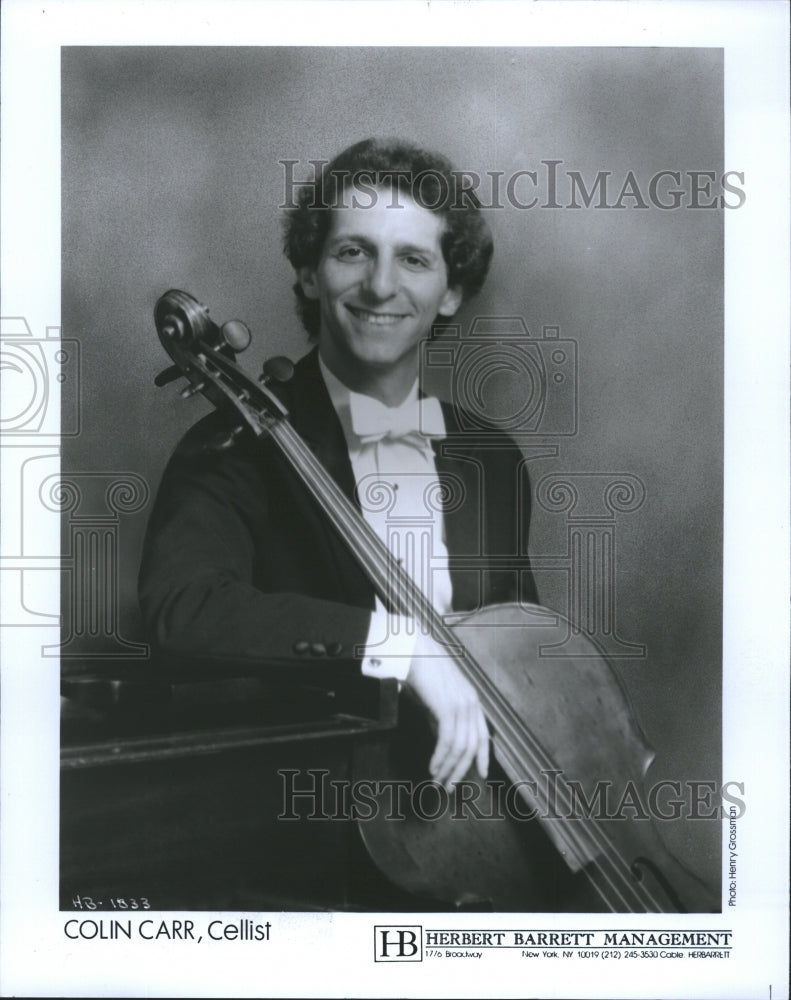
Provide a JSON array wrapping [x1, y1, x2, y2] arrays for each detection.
[[321, 327, 421, 378], [344, 334, 416, 367], [353, 348, 410, 371]]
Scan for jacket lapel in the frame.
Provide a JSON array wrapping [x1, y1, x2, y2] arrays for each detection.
[[273, 348, 374, 608], [434, 404, 488, 613], [285, 348, 358, 504]]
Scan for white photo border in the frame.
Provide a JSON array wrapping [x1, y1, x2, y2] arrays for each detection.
[[1, 2, 788, 998]]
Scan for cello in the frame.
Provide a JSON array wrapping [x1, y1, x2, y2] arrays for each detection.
[[152, 288, 719, 913]]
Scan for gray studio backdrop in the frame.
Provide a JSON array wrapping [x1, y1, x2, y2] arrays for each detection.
[[62, 47, 723, 887]]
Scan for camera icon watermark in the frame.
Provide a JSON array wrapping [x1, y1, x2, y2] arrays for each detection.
[[420, 316, 577, 440], [0, 318, 81, 436]]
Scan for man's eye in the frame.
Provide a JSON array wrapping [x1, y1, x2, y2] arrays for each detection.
[[402, 255, 429, 269], [337, 246, 366, 260]]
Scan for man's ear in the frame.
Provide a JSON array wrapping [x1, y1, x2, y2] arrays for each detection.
[[298, 267, 320, 301], [438, 285, 463, 317]]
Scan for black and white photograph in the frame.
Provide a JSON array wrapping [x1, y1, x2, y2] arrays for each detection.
[[1, 1, 788, 997]]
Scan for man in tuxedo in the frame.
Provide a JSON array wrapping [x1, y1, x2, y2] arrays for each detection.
[[139, 137, 540, 791]]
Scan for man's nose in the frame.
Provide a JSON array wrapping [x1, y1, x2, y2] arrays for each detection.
[[362, 256, 398, 299]]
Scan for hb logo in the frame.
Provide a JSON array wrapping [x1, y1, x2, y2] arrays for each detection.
[[374, 925, 423, 962]]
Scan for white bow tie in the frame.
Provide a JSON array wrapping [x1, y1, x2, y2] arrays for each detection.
[[348, 393, 446, 449]]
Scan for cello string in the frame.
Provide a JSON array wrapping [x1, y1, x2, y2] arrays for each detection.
[[492, 739, 660, 913]]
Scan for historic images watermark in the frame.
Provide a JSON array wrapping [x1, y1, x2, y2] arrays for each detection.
[[0, 316, 150, 658], [279, 159, 746, 211], [1, 317, 80, 639], [278, 768, 745, 824]]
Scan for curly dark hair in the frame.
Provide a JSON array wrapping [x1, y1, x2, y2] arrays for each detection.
[[282, 137, 494, 338]]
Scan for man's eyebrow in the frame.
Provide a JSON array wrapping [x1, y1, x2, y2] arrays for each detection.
[[397, 242, 440, 259], [325, 233, 375, 249]]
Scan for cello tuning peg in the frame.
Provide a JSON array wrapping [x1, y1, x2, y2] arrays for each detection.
[[154, 364, 182, 387], [180, 380, 206, 399], [204, 424, 245, 452], [259, 356, 295, 386], [220, 320, 252, 354], [160, 316, 188, 343]]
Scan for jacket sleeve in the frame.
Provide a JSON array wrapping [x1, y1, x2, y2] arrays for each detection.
[[138, 418, 372, 667]]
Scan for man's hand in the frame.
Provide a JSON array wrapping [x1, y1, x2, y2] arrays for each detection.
[[404, 632, 490, 788]]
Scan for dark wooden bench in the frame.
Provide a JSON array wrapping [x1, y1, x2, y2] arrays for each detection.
[[61, 656, 399, 911]]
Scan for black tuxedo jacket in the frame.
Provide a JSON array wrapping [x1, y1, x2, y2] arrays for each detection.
[[139, 349, 539, 665]]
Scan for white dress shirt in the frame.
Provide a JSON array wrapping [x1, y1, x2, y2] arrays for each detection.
[[319, 357, 453, 680]]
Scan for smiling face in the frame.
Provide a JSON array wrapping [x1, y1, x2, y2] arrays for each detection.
[[299, 188, 462, 402]]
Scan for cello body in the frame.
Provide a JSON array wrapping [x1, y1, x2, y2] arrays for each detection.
[[357, 603, 720, 913]]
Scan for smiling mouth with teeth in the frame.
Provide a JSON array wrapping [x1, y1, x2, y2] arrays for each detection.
[[346, 305, 407, 326]]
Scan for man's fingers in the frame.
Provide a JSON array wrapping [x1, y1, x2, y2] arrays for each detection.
[[444, 703, 476, 787], [431, 703, 489, 787], [430, 691, 470, 784], [407, 652, 489, 787], [447, 743, 476, 788], [428, 712, 455, 780], [432, 709, 467, 784]]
